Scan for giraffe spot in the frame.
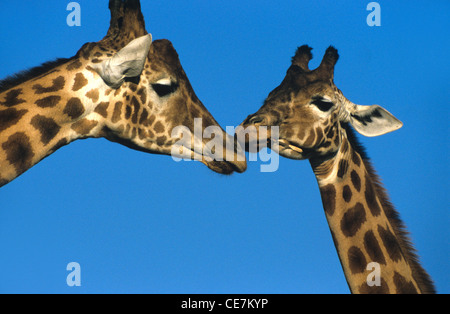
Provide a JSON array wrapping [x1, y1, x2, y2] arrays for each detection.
[[139, 109, 149, 125], [66, 59, 83, 71], [64, 98, 85, 120], [365, 175, 381, 217], [131, 96, 140, 124], [30, 115, 61, 145], [393, 272, 419, 294], [129, 83, 138, 92], [320, 184, 336, 216], [131, 127, 137, 139], [112, 101, 123, 123], [342, 185, 352, 203], [352, 149, 361, 167], [0, 108, 28, 132], [91, 58, 102, 64], [337, 159, 348, 179], [156, 136, 167, 146], [137, 87, 147, 104], [94, 102, 109, 118], [364, 230, 386, 265], [2, 132, 35, 175], [125, 105, 132, 120], [0, 89, 26, 107], [347, 246, 367, 274], [341, 202, 366, 237], [94, 52, 103, 57], [154, 121, 165, 134], [71, 119, 98, 135], [32, 76, 65, 94], [72, 73, 88, 91], [378, 225, 403, 263], [85, 89, 99, 103], [35, 96, 61, 108], [358, 278, 389, 294], [351, 170, 361, 192]]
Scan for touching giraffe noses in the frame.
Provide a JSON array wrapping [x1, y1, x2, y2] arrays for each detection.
[[224, 133, 247, 173]]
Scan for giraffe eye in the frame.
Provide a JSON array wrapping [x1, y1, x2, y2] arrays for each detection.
[[151, 78, 178, 97], [311, 97, 334, 112]]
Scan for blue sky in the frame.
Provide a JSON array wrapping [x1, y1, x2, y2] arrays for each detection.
[[0, 1, 448, 293]]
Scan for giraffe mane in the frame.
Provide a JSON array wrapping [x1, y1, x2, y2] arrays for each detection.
[[342, 122, 436, 293], [0, 57, 73, 94]]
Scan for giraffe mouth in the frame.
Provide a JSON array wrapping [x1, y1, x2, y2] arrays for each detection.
[[275, 139, 307, 160], [171, 143, 247, 175], [203, 159, 246, 174]]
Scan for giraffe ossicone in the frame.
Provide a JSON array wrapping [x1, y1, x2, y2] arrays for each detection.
[[238, 45, 435, 294], [0, 0, 246, 188]]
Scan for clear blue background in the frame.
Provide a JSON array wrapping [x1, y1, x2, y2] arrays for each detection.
[[0, 1, 448, 293]]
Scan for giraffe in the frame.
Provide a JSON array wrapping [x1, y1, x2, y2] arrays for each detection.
[[238, 45, 435, 293], [0, 0, 246, 188]]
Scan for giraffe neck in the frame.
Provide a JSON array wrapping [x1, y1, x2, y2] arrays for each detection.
[[0, 58, 107, 187], [309, 123, 435, 294]]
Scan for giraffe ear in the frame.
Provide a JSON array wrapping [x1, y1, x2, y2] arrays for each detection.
[[95, 34, 152, 89], [348, 105, 403, 137]]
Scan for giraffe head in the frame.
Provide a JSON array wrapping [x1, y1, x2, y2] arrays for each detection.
[[68, 1, 246, 174], [238, 45, 402, 161], [79, 35, 246, 174]]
